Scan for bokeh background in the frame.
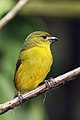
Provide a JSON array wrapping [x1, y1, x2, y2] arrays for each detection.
[[0, 0, 80, 120]]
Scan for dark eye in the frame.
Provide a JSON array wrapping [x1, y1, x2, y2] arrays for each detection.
[[41, 35, 47, 39]]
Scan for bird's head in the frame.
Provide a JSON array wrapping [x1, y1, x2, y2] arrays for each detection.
[[22, 31, 58, 50]]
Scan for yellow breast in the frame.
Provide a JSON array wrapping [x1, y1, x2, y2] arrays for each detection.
[[15, 45, 53, 95]]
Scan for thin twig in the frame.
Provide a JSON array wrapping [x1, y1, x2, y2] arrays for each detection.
[[0, 67, 80, 115], [0, 0, 29, 29]]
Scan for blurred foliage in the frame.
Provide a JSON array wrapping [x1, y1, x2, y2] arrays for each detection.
[[0, 0, 80, 120], [0, 0, 80, 17], [0, 0, 14, 17]]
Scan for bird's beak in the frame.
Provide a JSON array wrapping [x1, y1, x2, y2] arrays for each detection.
[[48, 36, 58, 43]]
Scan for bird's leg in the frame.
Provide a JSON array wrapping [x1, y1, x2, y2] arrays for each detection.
[[18, 91, 23, 106], [45, 77, 52, 89], [38, 77, 52, 88]]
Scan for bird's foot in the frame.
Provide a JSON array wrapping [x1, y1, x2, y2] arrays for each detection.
[[38, 77, 52, 89], [18, 91, 23, 106], [45, 77, 52, 89]]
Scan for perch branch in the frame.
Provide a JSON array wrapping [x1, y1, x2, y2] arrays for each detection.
[[0, 67, 80, 115], [0, 0, 29, 29]]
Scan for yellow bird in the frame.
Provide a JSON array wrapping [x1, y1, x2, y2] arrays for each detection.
[[14, 31, 58, 101]]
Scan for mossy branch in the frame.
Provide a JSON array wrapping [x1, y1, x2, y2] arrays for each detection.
[[0, 0, 29, 29], [0, 67, 80, 115]]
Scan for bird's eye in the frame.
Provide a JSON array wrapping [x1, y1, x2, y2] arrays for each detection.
[[41, 35, 47, 39]]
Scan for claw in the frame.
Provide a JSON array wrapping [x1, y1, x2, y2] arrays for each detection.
[[45, 79, 52, 89], [18, 91, 23, 106]]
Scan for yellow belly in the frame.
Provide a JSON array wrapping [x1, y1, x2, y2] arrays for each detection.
[[14, 46, 53, 96]]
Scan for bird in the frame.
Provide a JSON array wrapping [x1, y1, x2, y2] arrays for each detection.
[[14, 31, 58, 102]]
